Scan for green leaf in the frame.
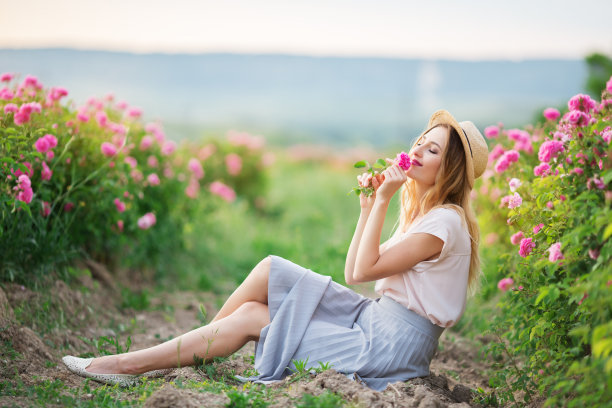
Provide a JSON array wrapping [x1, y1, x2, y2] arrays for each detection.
[[604, 223, 612, 240], [373, 158, 387, 169], [593, 339, 612, 358], [535, 287, 550, 306], [354, 161, 367, 168]]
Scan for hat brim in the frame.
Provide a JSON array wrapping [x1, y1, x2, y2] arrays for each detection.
[[426, 110, 475, 188]]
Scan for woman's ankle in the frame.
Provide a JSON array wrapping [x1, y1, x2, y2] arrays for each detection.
[[117, 354, 145, 375]]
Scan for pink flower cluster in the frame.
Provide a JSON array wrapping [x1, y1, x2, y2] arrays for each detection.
[[547, 242, 564, 262], [537, 140, 564, 162], [494, 150, 520, 173], [484, 126, 499, 139], [34, 134, 58, 154], [227, 130, 265, 150], [395, 151, 412, 170], [210, 181, 236, 202], [226, 153, 242, 176], [507, 129, 532, 153], [501, 192, 522, 209], [533, 162, 551, 177], [543, 108, 560, 121], [498, 277, 514, 292], [137, 212, 156, 229], [519, 237, 535, 258], [510, 231, 524, 245], [14, 174, 34, 204]]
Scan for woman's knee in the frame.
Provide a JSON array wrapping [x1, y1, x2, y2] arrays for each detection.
[[234, 301, 270, 338], [251, 256, 271, 285]]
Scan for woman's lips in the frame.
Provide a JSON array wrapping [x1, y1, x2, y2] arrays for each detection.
[[412, 159, 422, 166]]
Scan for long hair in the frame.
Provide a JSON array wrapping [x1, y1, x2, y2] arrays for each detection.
[[395, 124, 482, 297]]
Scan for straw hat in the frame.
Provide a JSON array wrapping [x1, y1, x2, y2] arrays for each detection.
[[427, 110, 489, 188]]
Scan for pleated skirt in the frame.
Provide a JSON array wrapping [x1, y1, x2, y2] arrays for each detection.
[[235, 255, 445, 391]]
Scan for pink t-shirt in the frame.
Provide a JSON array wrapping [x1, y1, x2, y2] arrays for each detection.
[[374, 207, 472, 328]]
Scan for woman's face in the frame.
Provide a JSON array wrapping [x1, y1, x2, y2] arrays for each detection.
[[406, 126, 449, 187]]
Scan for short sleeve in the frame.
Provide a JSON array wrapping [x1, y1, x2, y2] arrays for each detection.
[[408, 208, 462, 262]]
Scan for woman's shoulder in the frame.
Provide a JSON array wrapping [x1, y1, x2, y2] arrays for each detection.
[[424, 205, 463, 222], [422, 205, 468, 233]]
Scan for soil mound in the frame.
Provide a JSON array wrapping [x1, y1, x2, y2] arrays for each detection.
[[143, 384, 228, 408]]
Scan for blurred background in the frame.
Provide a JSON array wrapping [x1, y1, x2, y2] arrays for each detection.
[[1, 0, 611, 289], [2, 0, 611, 148]]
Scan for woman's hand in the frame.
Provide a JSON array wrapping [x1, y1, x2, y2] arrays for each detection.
[[357, 172, 383, 210], [375, 159, 407, 203]]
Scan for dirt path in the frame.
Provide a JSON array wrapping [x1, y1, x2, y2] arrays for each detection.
[[0, 272, 499, 407]]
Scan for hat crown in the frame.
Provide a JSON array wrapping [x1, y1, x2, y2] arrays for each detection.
[[458, 120, 488, 179], [427, 110, 489, 188]]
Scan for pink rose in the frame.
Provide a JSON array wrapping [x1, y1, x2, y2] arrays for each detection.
[[210, 181, 236, 202], [497, 278, 514, 292], [188, 158, 205, 180], [225, 153, 242, 176], [489, 144, 505, 162], [484, 126, 499, 138], [41, 161, 52, 181], [508, 192, 522, 209], [533, 223, 544, 234], [508, 178, 522, 192], [588, 249, 600, 260], [587, 177, 605, 190], [114, 198, 126, 213], [395, 151, 412, 170], [101, 142, 117, 157], [185, 178, 200, 199], [0, 72, 14, 82], [537, 140, 564, 162], [124, 156, 137, 169], [34, 137, 50, 153], [543, 108, 560, 121], [127, 107, 142, 118], [568, 93, 597, 113], [64, 202, 75, 212], [607, 76, 612, 93], [519, 238, 535, 258], [161, 140, 176, 156], [4, 103, 18, 114], [147, 173, 160, 186], [510, 231, 524, 245], [548, 242, 564, 262], [140, 136, 154, 150], [137, 212, 156, 229], [16, 187, 33, 204], [534, 162, 551, 177], [147, 156, 158, 168]]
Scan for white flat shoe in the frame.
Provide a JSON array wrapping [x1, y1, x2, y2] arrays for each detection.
[[62, 355, 173, 387]]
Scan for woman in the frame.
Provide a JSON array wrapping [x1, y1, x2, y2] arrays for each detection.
[[63, 109, 489, 391]]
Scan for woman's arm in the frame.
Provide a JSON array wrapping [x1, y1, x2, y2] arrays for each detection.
[[344, 208, 371, 285], [344, 172, 382, 285], [352, 164, 443, 283]]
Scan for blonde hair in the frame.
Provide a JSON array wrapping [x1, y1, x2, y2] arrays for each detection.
[[396, 124, 482, 297]]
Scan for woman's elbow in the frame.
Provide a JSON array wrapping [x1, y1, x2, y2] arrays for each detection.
[[351, 268, 372, 284]]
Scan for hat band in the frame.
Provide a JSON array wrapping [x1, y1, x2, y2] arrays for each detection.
[[462, 128, 473, 158]]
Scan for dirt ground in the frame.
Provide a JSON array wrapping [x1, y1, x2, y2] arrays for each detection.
[[0, 265, 539, 407]]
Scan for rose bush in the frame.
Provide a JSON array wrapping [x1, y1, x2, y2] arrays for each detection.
[[471, 80, 612, 406], [0, 74, 267, 283]]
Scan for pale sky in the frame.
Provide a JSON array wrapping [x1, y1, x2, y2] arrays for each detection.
[[1, 0, 611, 60]]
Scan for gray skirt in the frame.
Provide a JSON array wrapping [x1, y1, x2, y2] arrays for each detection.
[[236, 255, 445, 391]]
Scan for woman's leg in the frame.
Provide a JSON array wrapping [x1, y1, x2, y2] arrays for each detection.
[[210, 256, 271, 323], [85, 301, 270, 375]]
